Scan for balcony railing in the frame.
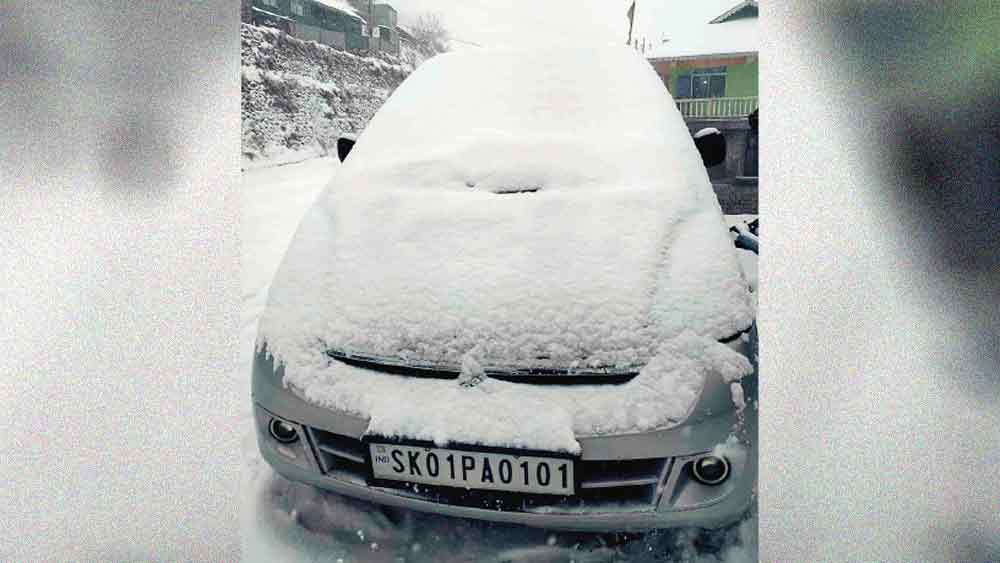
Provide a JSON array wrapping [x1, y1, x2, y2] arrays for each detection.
[[675, 96, 758, 119]]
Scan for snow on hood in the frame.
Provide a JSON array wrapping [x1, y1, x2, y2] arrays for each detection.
[[257, 46, 754, 450], [263, 188, 751, 369], [278, 331, 751, 454]]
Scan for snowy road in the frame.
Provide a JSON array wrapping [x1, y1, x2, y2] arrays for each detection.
[[240, 158, 757, 562]]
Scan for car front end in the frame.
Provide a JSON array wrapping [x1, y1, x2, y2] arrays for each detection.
[[252, 327, 757, 532]]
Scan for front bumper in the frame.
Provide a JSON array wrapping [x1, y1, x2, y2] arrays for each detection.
[[252, 348, 757, 532]]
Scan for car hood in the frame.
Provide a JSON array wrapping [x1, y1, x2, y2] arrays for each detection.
[[259, 185, 754, 373]]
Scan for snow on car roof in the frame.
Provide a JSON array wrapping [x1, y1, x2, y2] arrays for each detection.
[[338, 46, 713, 195], [258, 46, 754, 451]]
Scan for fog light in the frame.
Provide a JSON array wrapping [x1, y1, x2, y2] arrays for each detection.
[[691, 455, 730, 485], [268, 418, 299, 444]]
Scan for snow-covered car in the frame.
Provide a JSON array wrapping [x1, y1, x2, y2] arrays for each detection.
[[252, 46, 757, 532]]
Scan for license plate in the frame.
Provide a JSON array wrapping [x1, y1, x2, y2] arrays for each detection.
[[369, 443, 574, 495]]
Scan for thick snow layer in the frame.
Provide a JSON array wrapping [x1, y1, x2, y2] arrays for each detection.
[[340, 46, 711, 196], [259, 46, 754, 450], [263, 189, 751, 369]]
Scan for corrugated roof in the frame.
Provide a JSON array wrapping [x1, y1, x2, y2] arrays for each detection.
[[641, 0, 758, 61], [251, 6, 293, 22], [647, 16, 757, 60], [709, 0, 758, 24], [313, 0, 362, 20]]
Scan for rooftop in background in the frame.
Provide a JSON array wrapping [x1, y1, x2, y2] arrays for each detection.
[[647, 16, 756, 61], [636, 0, 758, 61], [709, 0, 758, 24], [314, 0, 362, 20]]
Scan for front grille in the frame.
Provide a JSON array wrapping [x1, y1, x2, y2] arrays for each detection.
[[303, 426, 675, 514], [374, 480, 660, 514], [304, 426, 369, 485]]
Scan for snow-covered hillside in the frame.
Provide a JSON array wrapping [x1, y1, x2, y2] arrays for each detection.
[[241, 24, 419, 169]]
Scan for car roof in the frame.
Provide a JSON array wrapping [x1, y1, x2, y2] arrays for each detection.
[[339, 46, 707, 198]]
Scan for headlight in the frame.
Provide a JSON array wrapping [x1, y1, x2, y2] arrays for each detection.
[[691, 455, 730, 485], [268, 418, 300, 444]]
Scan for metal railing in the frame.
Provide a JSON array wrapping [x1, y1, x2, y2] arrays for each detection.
[[676, 96, 758, 119]]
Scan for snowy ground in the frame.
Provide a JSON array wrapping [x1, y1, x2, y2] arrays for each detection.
[[240, 158, 758, 562]]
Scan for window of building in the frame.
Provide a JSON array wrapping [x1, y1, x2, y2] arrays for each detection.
[[675, 67, 727, 99], [290, 0, 304, 16], [261, 0, 278, 7]]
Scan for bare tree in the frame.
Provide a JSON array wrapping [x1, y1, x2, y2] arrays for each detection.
[[410, 12, 449, 54]]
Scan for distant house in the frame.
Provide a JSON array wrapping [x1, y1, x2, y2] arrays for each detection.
[[247, 0, 407, 54], [248, 0, 370, 51], [338, 0, 404, 54], [368, 4, 400, 53], [639, 0, 758, 119]]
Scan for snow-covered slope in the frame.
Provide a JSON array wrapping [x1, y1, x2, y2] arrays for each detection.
[[240, 24, 413, 169]]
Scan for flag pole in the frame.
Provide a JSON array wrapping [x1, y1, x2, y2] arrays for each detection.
[[626, 1, 635, 46]]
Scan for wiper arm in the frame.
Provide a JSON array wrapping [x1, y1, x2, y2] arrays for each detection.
[[325, 348, 639, 384], [327, 349, 459, 379]]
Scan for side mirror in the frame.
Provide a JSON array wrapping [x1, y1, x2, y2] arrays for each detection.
[[336, 137, 356, 162], [693, 127, 726, 168]]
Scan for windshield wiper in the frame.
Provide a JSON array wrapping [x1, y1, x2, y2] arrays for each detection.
[[719, 325, 753, 344], [325, 348, 638, 385], [327, 349, 459, 379]]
